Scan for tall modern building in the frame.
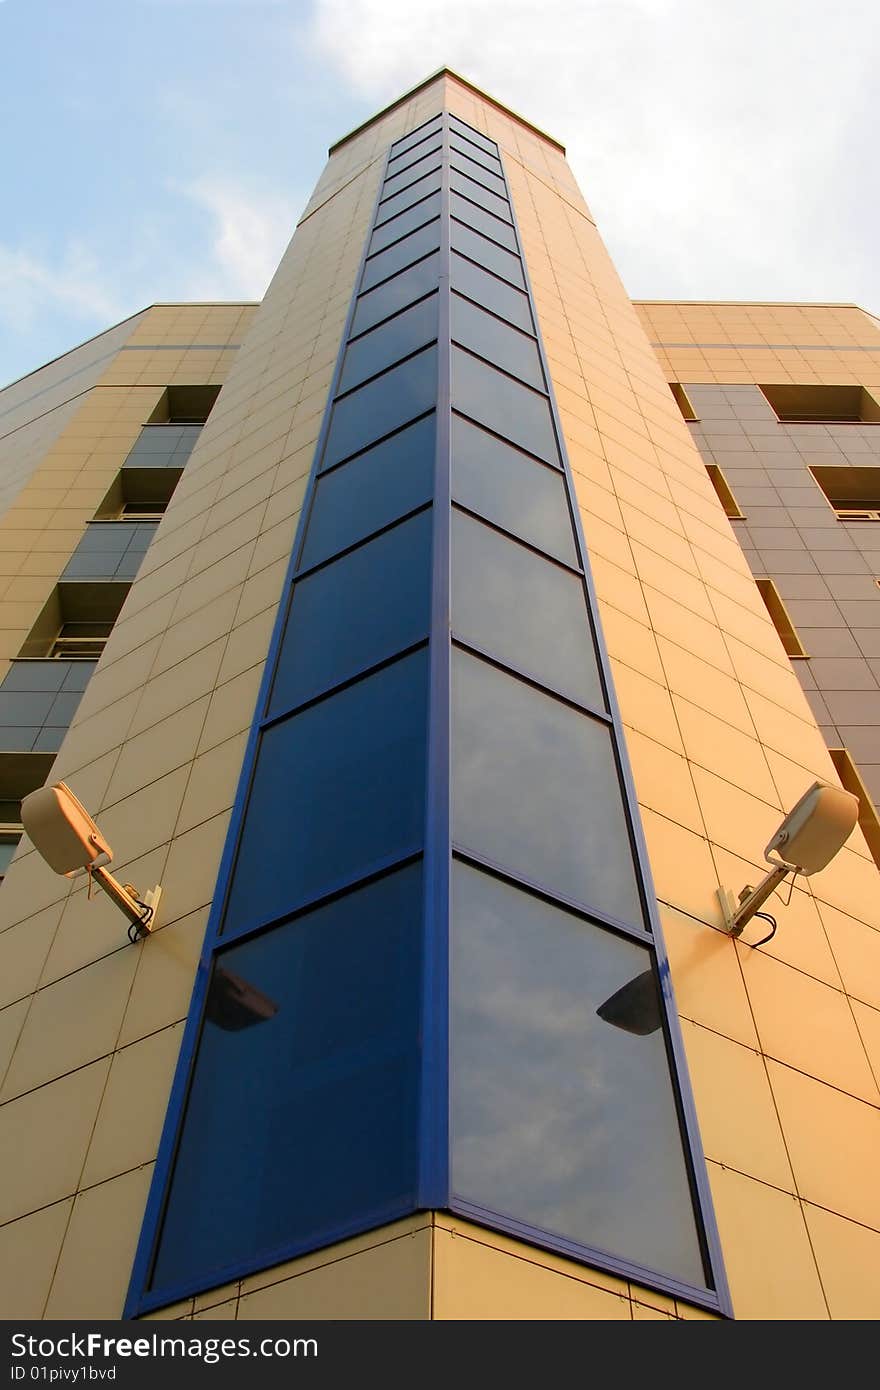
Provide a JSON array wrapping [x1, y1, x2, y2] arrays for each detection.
[[1, 71, 879, 1322]]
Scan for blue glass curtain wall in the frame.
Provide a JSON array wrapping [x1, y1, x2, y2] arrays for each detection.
[[127, 111, 730, 1318]]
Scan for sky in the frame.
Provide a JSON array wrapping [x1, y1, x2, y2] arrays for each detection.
[[1, 0, 879, 389]]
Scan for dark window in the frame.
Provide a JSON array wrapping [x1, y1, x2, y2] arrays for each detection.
[[452, 348, 556, 463], [449, 152, 507, 199], [451, 863, 707, 1287], [271, 510, 432, 715], [368, 193, 443, 257], [324, 347, 437, 469], [302, 415, 435, 569], [450, 222, 525, 289], [388, 116, 443, 160], [123, 425, 202, 469], [0, 659, 96, 752], [225, 650, 428, 933], [381, 149, 443, 199], [351, 255, 440, 338], [449, 192, 518, 253], [361, 223, 441, 293], [452, 510, 600, 707], [452, 649, 642, 927], [339, 295, 438, 394], [376, 168, 443, 224], [151, 864, 423, 1292], [448, 136, 504, 179], [451, 295, 543, 391], [60, 521, 158, 582], [451, 254, 531, 333], [451, 415, 575, 563], [448, 168, 511, 221], [0, 835, 20, 878], [448, 116, 500, 159]]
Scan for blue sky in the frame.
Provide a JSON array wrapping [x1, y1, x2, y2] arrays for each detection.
[[2, 0, 879, 389]]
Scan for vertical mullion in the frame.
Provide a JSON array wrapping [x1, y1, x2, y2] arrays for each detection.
[[418, 116, 452, 1211]]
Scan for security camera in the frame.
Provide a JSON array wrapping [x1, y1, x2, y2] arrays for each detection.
[[718, 779, 858, 940], [21, 782, 161, 941]]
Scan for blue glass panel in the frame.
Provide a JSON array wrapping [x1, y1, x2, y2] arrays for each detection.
[[151, 864, 423, 1292], [339, 294, 438, 394], [450, 222, 524, 289], [381, 148, 443, 198], [271, 510, 432, 715], [452, 510, 600, 707], [451, 864, 707, 1287], [351, 254, 440, 337], [448, 136, 504, 179], [452, 348, 556, 463], [451, 295, 543, 391], [451, 255, 531, 333], [302, 415, 435, 568], [448, 168, 511, 221], [448, 150, 507, 198], [225, 649, 428, 932], [324, 347, 437, 468], [449, 192, 518, 252], [447, 116, 500, 158], [0, 662, 68, 692], [361, 222, 441, 293], [452, 650, 642, 927], [369, 193, 442, 256], [451, 416, 575, 564], [376, 168, 442, 224], [389, 116, 443, 160]]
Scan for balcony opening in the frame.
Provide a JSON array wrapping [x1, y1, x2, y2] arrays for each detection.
[[148, 384, 221, 424], [18, 583, 129, 661], [755, 578, 808, 658], [809, 465, 880, 520], [828, 748, 880, 872], [759, 383, 880, 424], [668, 382, 698, 422], [95, 468, 180, 520], [706, 463, 744, 519]]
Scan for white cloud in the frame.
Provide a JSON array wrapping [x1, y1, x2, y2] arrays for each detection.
[[306, 0, 880, 307], [0, 242, 123, 333], [181, 177, 303, 299]]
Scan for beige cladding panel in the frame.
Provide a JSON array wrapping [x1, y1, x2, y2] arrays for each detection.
[[0, 141, 384, 1315]]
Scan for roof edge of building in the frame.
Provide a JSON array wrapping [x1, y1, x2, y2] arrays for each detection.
[[328, 67, 566, 157], [634, 299, 865, 310]]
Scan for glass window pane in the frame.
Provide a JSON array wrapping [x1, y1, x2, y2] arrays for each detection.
[[351, 254, 440, 337], [449, 192, 518, 252], [448, 116, 499, 158], [152, 864, 423, 1292], [324, 347, 436, 468], [0, 838, 20, 875], [361, 222, 441, 293], [381, 148, 442, 198], [450, 222, 524, 289], [451, 295, 543, 391], [451, 863, 707, 1288], [452, 649, 642, 926], [449, 151, 507, 198], [271, 510, 432, 714], [449, 169, 511, 221], [376, 168, 442, 225], [448, 136, 504, 179], [452, 347, 555, 463], [339, 294, 438, 394], [226, 650, 428, 931], [451, 254, 531, 333], [389, 116, 443, 160], [368, 192, 442, 256], [452, 510, 600, 707], [451, 415, 576, 564], [303, 415, 435, 568]]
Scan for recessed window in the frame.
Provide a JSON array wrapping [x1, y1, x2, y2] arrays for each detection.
[[828, 748, 880, 872], [706, 464, 744, 519], [669, 383, 698, 422], [49, 621, 115, 660], [810, 465, 880, 519], [755, 579, 808, 658], [18, 582, 128, 662], [759, 383, 880, 424], [148, 385, 220, 424]]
